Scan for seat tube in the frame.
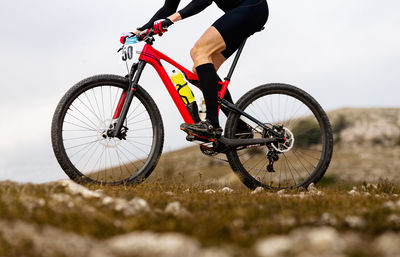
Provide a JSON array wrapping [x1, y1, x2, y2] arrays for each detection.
[[112, 60, 146, 137], [225, 39, 247, 81]]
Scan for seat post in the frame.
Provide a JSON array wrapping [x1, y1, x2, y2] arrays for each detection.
[[225, 38, 247, 81]]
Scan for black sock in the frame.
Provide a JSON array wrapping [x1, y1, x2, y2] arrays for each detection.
[[196, 63, 220, 128]]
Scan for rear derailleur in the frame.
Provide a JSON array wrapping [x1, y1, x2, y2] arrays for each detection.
[[266, 147, 279, 173]]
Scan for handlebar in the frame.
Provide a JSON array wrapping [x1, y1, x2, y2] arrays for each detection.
[[136, 29, 153, 40], [136, 29, 157, 44], [119, 29, 157, 50]]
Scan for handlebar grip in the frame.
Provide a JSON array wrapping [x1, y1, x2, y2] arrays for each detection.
[[137, 29, 155, 41], [136, 29, 150, 41]]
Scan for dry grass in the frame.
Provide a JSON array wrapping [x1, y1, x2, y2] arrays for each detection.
[[1, 178, 400, 257], [1, 108, 400, 256]]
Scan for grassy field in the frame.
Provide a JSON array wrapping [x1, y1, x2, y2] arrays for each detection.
[[1, 178, 400, 257], [1, 108, 400, 257]]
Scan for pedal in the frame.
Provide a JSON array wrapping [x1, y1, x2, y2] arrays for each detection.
[[186, 135, 196, 142], [185, 134, 214, 148]]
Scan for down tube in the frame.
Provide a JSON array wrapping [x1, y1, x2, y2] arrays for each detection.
[[157, 66, 194, 124], [140, 60, 195, 124]]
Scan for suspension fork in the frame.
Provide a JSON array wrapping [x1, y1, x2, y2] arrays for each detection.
[[111, 60, 147, 138]]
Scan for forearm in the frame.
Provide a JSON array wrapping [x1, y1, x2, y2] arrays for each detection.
[[167, 12, 182, 23], [137, 7, 175, 31], [137, 0, 180, 31], [178, 0, 212, 19]]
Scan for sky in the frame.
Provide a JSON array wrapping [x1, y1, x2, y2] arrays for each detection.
[[0, 0, 399, 183]]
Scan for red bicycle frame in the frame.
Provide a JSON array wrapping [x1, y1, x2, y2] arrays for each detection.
[[111, 31, 246, 138], [138, 44, 231, 124]]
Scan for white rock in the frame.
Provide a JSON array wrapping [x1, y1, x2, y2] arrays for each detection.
[[106, 231, 230, 257], [308, 183, 317, 191], [59, 180, 103, 199], [256, 227, 350, 257], [298, 192, 308, 199], [345, 216, 365, 228], [220, 187, 234, 193], [383, 200, 400, 210], [102, 196, 114, 205], [321, 212, 337, 226], [251, 187, 265, 194], [124, 197, 150, 216], [231, 219, 244, 228], [38, 198, 46, 206], [294, 226, 345, 252], [51, 193, 72, 203], [165, 201, 190, 217], [348, 189, 360, 196], [204, 189, 216, 194], [374, 232, 400, 257], [165, 191, 174, 196], [277, 189, 286, 195], [0, 220, 230, 257], [387, 214, 400, 225], [0, 220, 99, 257], [95, 189, 105, 194], [255, 236, 292, 257], [280, 217, 296, 226], [103, 196, 150, 216], [308, 183, 325, 196]]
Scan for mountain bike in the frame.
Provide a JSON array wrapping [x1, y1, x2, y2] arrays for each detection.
[[51, 29, 333, 190]]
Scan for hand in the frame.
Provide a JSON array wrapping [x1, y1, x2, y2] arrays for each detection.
[[153, 18, 173, 35], [120, 32, 136, 44]]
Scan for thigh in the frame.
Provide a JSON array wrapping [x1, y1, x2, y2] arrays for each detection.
[[213, 0, 269, 58], [193, 26, 227, 58]]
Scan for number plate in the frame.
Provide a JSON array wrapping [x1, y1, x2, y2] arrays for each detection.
[[121, 37, 141, 70]]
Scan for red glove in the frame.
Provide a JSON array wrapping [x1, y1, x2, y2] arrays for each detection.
[[120, 32, 135, 44], [153, 19, 173, 35]]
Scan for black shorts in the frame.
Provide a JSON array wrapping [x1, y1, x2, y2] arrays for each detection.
[[212, 0, 269, 59]]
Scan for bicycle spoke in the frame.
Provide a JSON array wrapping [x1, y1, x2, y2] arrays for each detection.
[[232, 86, 330, 189], [59, 81, 157, 184]]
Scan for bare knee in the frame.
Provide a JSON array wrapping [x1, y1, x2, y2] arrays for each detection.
[[190, 46, 204, 63], [191, 45, 212, 67]]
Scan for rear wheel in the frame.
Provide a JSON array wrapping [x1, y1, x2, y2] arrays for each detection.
[[225, 83, 333, 190], [51, 74, 164, 185]]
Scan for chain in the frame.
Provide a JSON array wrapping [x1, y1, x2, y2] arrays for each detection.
[[199, 146, 229, 163], [210, 153, 229, 163]]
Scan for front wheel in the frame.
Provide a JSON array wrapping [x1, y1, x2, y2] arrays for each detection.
[[225, 83, 333, 190], [51, 74, 164, 185]]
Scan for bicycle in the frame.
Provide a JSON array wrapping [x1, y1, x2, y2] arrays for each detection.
[[51, 29, 333, 190]]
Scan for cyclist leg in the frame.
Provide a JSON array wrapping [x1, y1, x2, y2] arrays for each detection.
[[188, 26, 227, 129], [182, 0, 269, 137], [190, 26, 226, 69], [211, 53, 226, 72]]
